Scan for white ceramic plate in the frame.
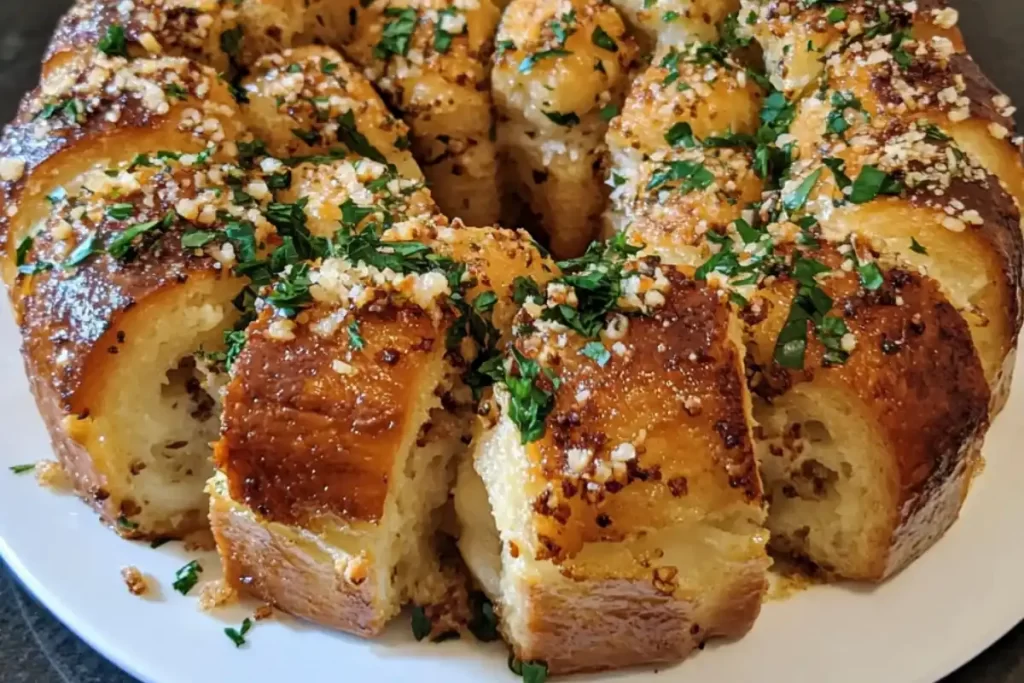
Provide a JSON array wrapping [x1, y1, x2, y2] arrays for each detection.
[[1, 288, 1022, 683]]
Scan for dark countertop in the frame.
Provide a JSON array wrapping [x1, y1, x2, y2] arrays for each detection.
[[0, 1, 1021, 682]]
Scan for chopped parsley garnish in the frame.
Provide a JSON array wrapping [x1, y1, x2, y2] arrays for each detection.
[[467, 592, 500, 642], [222, 329, 248, 368], [265, 262, 313, 316], [509, 656, 549, 683], [63, 234, 102, 268], [220, 26, 243, 58], [512, 275, 541, 304], [662, 10, 680, 22], [105, 203, 135, 221], [336, 110, 387, 163], [749, 91, 797, 188], [164, 83, 188, 101], [822, 157, 851, 190], [9, 464, 35, 474], [825, 91, 863, 137], [719, 11, 752, 51], [291, 128, 320, 146], [541, 232, 642, 339], [181, 230, 218, 249], [542, 111, 579, 127], [411, 606, 432, 641], [646, 160, 715, 194], [826, 7, 847, 23], [16, 236, 34, 268], [922, 124, 951, 142], [340, 199, 376, 229], [591, 26, 618, 51], [782, 168, 821, 213], [320, 58, 339, 74], [224, 618, 253, 647], [890, 29, 913, 69], [219, 26, 248, 103], [910, 237, 928, 255], [172, 560, 203, 595], [773, 257, 848, 368], [347, 319, 366, 350], [434, 8, 463, 53], [495, 39, 516, 57], [599, 104, 619, 121], [504, 348, 559, 444], [664, 121, 698, 148], [98, 24, 128, 58], [47, 187, 68, 205], [107, 211, 176, 260], [518, 49, 570, 74], [857, 261, 883, 290], [236, 140, 267, 169], [548, 9, 576, 44], [374, 7, 418, 59], [116, 515, 139, 531], [579, 341, 611, 367], [848, 165, 903, 204]]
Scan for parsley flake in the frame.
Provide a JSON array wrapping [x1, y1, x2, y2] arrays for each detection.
[[224, 618, 253, 647], [579, 341, 611, 367], [375, 7, 418, 59], [98, 24, 128, 57], [591, 26, 618, 51], [347, 319, 366, 350], [172, 560, 203, 595]]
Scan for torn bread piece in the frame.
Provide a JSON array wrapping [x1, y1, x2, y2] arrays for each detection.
[[210, 222, 556, 635], [455, 243, 769, 674], [9, 148, 281, 538], [744, 243, 990, 581]]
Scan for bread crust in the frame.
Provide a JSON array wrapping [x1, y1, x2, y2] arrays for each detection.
[[210, 486, 387, 636], [508, 557, 766, 674]]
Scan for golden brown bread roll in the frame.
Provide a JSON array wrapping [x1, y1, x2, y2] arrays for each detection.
[[239, 45, 422, 179], [745, 242, 989, 579], [343, 0, 504, 226], [604, 43, 764, 259], [493, 0, 638, 257], [455, 247, 769, 673]]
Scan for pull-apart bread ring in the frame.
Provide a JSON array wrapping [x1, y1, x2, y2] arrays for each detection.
[[0, 0, 1021, 678]]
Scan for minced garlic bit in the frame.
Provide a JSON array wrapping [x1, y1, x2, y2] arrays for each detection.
[[34, 460, 71, 490], [121, 566, 149, 596], [0, 157, 26, 182], [198, 579, 238, 611], [266, 318, 297, 342], [335, 552, 370, 587]]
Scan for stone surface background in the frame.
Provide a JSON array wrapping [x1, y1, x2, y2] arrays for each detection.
[[0, 0, 1021, 681]]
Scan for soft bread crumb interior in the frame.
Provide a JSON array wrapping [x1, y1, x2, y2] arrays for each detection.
[[753, 388, 894, 577], [88, 277, 240, 533]]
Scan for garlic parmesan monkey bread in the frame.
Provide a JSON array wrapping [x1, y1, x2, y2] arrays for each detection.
[[0, 0, 1020, 677]]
